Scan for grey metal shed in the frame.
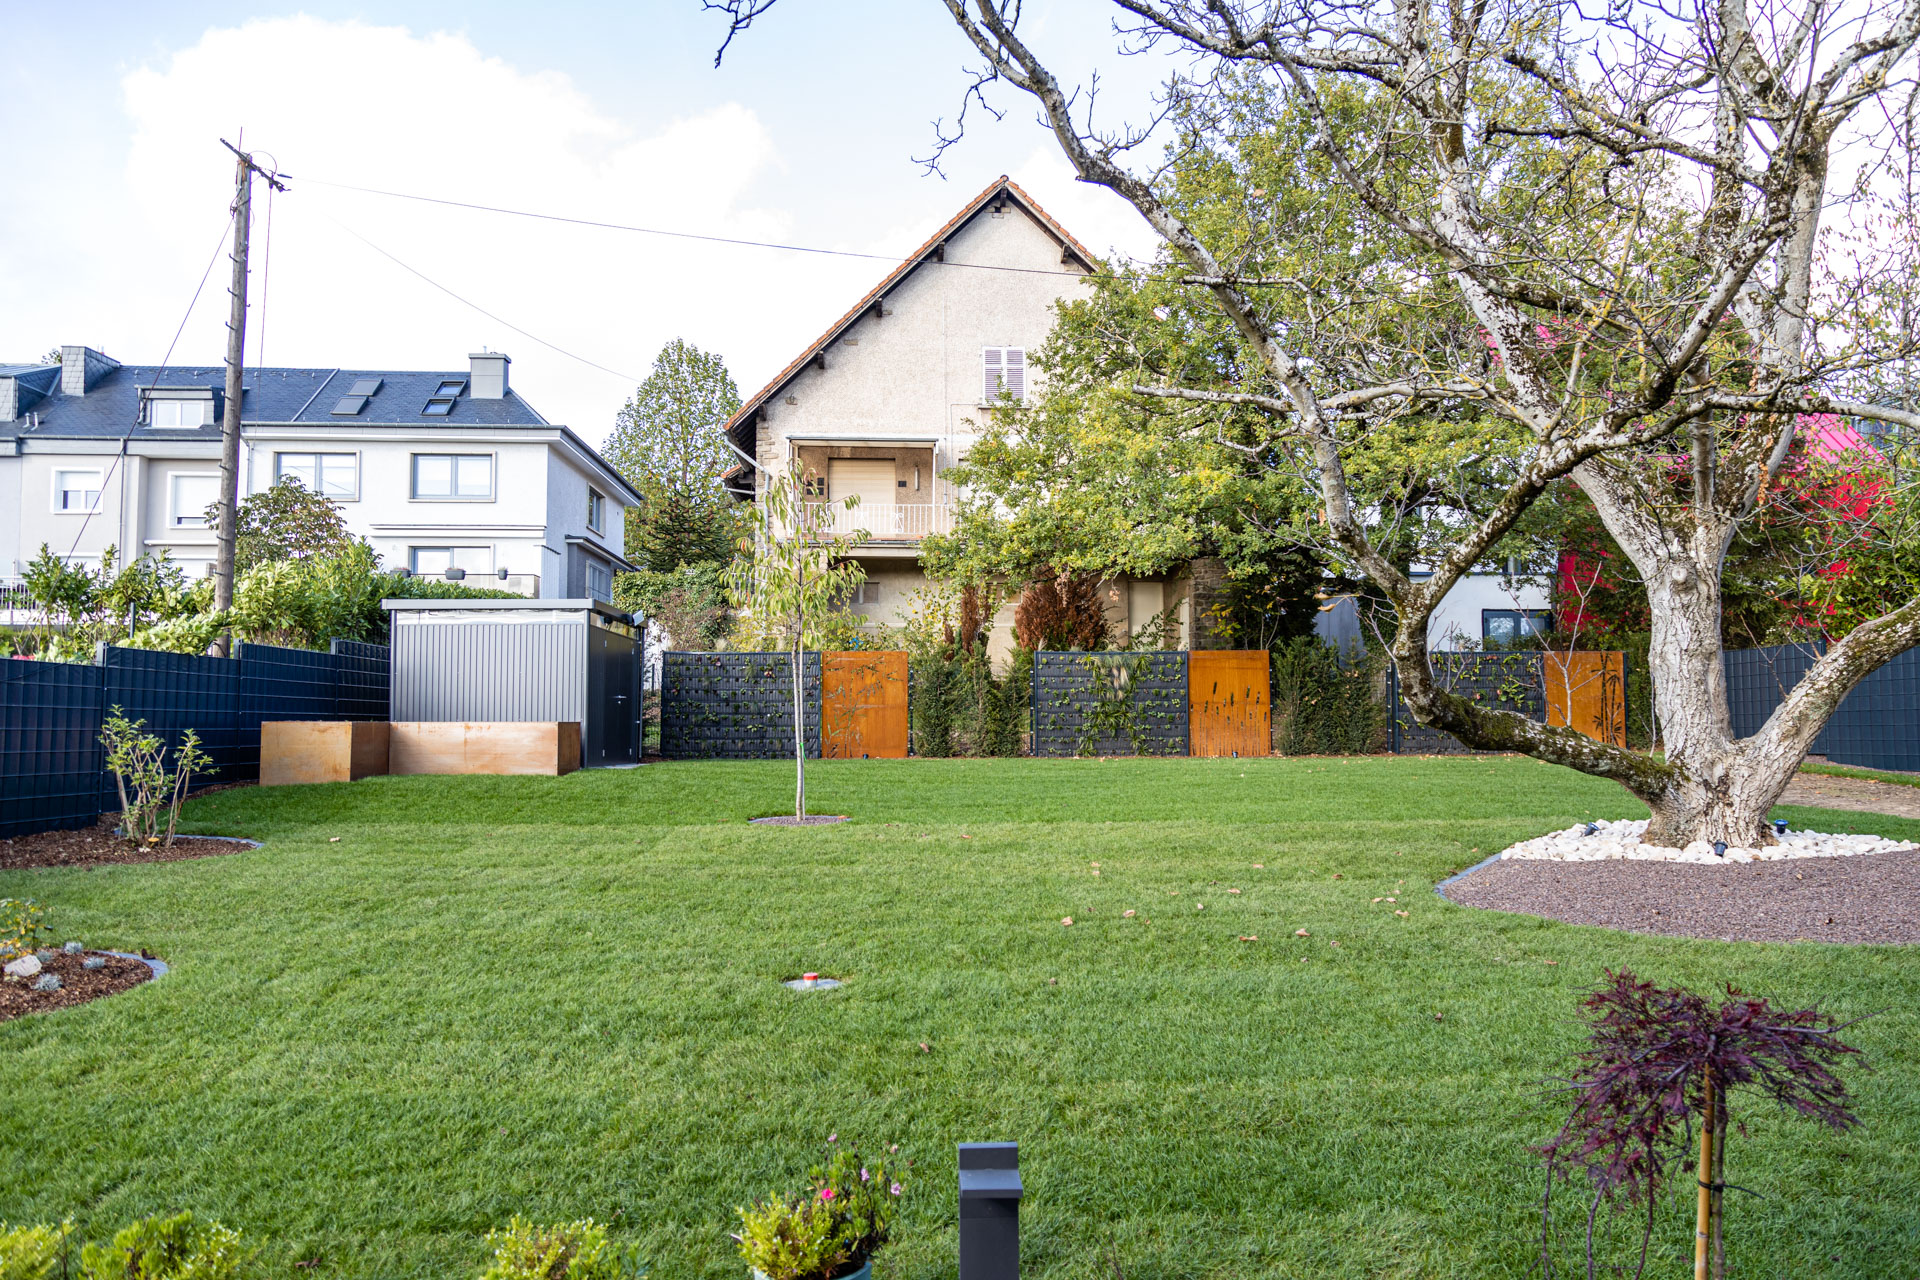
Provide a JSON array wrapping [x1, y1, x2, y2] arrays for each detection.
[[383, 598, 643, 767]]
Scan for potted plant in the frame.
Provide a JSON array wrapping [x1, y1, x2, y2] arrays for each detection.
[[734, 1147, 901, 1280]]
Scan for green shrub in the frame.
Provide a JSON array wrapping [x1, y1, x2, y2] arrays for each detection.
[[0, 1220, 72, 1280], [77, 1212, 249, 1280], [734, 1147, 900, 1280], [479, 1217, 642, 1280], [0, 899, 51, 962], [909, 652, 1028, 757], [1270, 638, 1384, 755]]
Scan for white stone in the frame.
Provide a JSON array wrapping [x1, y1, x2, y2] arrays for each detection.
[[1495, 818, 1919, 865], [4, 954, 43, 978]]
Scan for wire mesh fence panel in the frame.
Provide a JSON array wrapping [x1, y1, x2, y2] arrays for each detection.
[[1031, 652, 1189, 758], [0, 659, 108, 837], [238, 644, 348, 782], [1389, 653, 1546, 753], [1724, 642, 1920, 772], [660, 652, 822, 759], [102, 647, 244, 785]]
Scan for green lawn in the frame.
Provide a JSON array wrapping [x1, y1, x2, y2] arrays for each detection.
[[3, 756, 1916, 1279]]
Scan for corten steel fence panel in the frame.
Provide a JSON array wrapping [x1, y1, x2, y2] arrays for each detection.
[[660, 651, 822, 759], [1189, 650, 1272, 758], [1542, 651, 1628, 746], [1389, 652, 1547, 753], [1723, 642, 1920, 772], [821, 651, 910, 759], [390, 619, 586, 724], [1031, 651, 1190, 758], [1, 658, 108, 838]]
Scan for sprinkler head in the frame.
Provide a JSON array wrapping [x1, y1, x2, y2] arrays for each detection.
[[1775, 819, 1789, 836]]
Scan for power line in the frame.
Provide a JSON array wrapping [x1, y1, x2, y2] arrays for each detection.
[[281, 171, 1126, 280], [317, 210, 646, 383], [64, 209, 238, 563]]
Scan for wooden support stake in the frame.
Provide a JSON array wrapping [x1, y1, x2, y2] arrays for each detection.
[[1694, 1071, 1715, 1280]]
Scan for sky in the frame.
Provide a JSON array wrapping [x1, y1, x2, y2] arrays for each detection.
[[0, 1, 1171, 449]]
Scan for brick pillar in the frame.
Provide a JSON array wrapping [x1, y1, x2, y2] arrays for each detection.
[[1187, 556, 1230, 650]]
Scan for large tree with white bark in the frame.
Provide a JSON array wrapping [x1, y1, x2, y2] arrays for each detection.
[[711, 0, 1920, 847]]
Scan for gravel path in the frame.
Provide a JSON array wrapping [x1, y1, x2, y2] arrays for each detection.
[[1779, 773, 1920, 820], [1443, 852, 1920, 943]]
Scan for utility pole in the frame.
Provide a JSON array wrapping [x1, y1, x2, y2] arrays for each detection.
[[210, 137, 286, 657]]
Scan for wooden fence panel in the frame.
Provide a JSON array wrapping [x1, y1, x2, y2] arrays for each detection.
[[821, 651, 910, 759], [1189, 650, 1272, 758], [1544, 651, 1626, 746]]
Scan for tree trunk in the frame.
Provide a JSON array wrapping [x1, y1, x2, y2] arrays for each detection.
[[792, 637, 807, 819]]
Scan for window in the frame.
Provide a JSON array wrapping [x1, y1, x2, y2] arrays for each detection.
[[412, 453, 493, 500], [853, 581, 882, 605], [1482, 609, 1552, 646], [276, 453, 359, 500], [330, 395, 368, 416], [169, 473, 219, 528], [587, 488, 605, 533], [409, 546, 494, 576], [982, 347, 1026, 404], [53, 469, 101, 512], [423, 379, 464, 417], [150, 399, 209, 427], [587, 561, 612, 602], [433, 378, 466, 397]]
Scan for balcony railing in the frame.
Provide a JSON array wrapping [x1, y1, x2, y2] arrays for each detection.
[[800, 501, 954, 543]]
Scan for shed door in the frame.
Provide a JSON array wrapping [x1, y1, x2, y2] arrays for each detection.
[[586, 621, 639, 765]]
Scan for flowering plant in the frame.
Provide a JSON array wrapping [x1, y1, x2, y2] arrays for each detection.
[[733, 1145, 902, 1280]]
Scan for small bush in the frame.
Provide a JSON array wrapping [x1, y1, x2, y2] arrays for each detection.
[[479, 1217, 643, 1280], [0, 899, 52, 962], [100, 709, 214, 849], [734, 1147, 901, 1280], [909, 652, 1028, 757], [78, 1212, 249, 1280], [0, 1220, 73, 1280]]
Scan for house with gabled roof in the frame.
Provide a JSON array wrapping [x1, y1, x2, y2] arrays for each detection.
[[0, 347, 639, 603], [722, 175, 1200, 661]]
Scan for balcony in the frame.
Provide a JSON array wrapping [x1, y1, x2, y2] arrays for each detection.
[[802, 500, 954, 544]]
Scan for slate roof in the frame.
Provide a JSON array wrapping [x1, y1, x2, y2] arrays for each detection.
[[723, 175, 1097, 459], [5, 363, 551, 439]]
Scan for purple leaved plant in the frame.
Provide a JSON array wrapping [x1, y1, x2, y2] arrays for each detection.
[[1538, 970, 1865, 1280]]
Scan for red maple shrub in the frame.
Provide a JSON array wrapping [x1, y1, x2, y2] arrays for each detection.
[[1012, 571, 1111, 651]]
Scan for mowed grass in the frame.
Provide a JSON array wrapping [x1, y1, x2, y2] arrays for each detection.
[[2, 755, 1917, 1279]]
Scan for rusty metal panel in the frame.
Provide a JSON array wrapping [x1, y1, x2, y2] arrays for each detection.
[[1544, 651, 1627, 746], [1188, 650, 1272, 758], [821, 651, 909, 758]]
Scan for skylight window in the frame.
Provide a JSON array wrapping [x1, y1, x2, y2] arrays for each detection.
[[331, 395, 369, 416], [434, 378, 467, 397], [422, 397, 456, 417], [348, 377, 383, 397]]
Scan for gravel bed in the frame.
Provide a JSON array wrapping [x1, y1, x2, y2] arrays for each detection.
[[1443, 852, 1920, 943]]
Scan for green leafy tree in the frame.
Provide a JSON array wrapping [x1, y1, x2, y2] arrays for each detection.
[[613, 563, 733, 651], [218, 479, 363, 574], [605, 338, 746, 571], [721, 474, 868, 817]]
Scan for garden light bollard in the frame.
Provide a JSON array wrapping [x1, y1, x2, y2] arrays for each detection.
[[958, 1142, 1022, 1280]]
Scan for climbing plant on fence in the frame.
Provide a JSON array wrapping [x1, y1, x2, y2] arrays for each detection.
[[1031, 651, 1188, 758], [1388, 652, 1545, 753], [660, 651, 821, 760], [909, 650, 1028, 758]]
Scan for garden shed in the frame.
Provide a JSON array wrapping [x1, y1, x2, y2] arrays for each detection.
[[383, 598, 643, 767]]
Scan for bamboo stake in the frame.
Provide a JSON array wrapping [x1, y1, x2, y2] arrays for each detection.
[[1711, 1086, 1727, 1280], [1694, 1070, 1715, 1280]]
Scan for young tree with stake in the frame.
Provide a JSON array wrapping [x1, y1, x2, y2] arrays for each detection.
[[722, 472, 869, 819]]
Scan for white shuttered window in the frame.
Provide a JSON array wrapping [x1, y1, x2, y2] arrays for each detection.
[[982, 347, 1026, 404]]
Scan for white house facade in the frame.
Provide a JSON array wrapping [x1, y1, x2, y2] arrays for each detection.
[[0, 347, 638, 603]]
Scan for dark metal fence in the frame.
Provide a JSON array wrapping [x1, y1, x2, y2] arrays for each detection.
[[1388, 652, 1546, 753], [1724, 642, 1920, 772], [1, 639, 389, 839], [1030, 651, 1189, 758], [660, 651, 821, 760]]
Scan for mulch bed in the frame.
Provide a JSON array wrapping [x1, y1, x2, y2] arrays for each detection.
[[1, 815, 255, 871], [0, 951, 155, 1022], [1443, 851, 1920, 944]]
